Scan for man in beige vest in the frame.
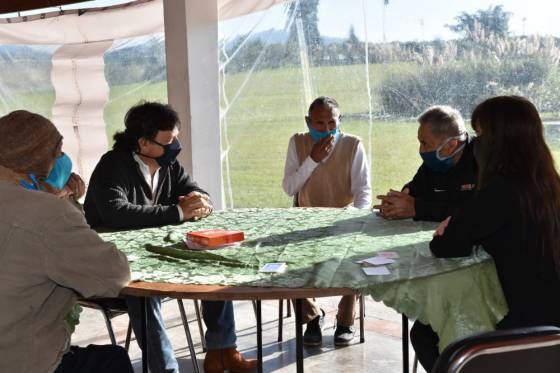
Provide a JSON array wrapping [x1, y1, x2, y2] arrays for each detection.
[[282, 96, 372, 346]]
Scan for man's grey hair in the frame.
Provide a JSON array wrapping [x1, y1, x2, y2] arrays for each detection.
[[308, 96, 339, 115], [417, 105, 466, 138]]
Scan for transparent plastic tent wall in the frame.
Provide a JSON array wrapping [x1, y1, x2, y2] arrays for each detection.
[[1, 0, 560, 208]]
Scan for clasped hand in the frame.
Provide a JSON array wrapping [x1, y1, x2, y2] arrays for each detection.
[[178, 191, 213, 221], [373, 188, 415, 220]]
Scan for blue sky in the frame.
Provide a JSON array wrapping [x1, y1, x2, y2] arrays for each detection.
[[221, 0, 560, 42], [3, 0, 560, 43]]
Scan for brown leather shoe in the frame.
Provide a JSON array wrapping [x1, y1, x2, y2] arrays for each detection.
[[203, 347, 257, 373]]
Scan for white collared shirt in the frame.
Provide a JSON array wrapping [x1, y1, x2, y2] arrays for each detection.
[[282, 133, 372, 209], [132, 153, 183, 220]]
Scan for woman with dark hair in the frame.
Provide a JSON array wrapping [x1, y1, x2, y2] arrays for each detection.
[[411, 95, 560, 372]]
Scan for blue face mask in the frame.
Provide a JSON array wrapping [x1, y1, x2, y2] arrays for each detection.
[[420, 135, 466, 173], [20, 173, 42, 190], [20, 154, 73, 191], [307, 125, 341, 143], [152, 138, 182, 167], [44, 153, 73, 189]]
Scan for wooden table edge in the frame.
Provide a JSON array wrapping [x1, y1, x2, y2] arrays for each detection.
[[121, 281, 358, 300]]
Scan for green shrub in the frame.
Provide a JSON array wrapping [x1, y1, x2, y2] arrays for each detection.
[[379, 58, 558, 118]]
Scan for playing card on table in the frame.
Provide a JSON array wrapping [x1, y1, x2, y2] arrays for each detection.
[[378, 251, 400, 259], [362, 256, 395, 266], [362, 266, 391, 276], [259, 263, 287, 273]]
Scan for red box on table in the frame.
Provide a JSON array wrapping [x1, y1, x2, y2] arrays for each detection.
[[185, 229, 244, 247]]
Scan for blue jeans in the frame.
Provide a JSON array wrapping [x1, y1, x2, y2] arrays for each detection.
[[125, 296, 179, 373], [202, 300, 237, 349]]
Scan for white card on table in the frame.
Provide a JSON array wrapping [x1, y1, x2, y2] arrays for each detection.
[[378, 251, 399, 259], [127, 254, 140, 262], [362, 256, 396, 266], [363, 266, 391, 276], [259, 263, 287, 273], [131, 272, 143, 282]]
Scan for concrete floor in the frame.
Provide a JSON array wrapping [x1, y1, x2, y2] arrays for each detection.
[[72, 296, 427, 373]]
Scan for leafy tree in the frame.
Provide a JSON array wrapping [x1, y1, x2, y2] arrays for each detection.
[[347, 25, 360, 47], [285, 0, 321, 64], [446, 5, 512, 39], [286, 0, 321, 46], [345, 25, 362, 64]]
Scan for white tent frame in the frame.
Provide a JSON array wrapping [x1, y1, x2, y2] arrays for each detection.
[[0, 0, 293, 209]]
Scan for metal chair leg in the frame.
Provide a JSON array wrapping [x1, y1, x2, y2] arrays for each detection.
[[286, 298, 292, 317], [177, 299, 200, 373], [141, 297, 148, 373], [125, 320, 132, 351], [256, 300, 263, 373], [359, 294, 365, 343], [363, 295, 366, 318], [102, 309, 118, 345], [402, 314, 409, 373], [194, 299, 207, 352], [295, 299, 304, 373], [278, 299, 284, 342], [252, 300, 258, 319]]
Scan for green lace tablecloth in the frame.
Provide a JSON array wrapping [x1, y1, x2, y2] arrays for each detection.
[[100, 207, 508, 351]]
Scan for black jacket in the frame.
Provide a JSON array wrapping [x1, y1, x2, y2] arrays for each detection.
[[405, 135, 477, 222], [84, 149, 207, 230], [431, 176, 560, 329]]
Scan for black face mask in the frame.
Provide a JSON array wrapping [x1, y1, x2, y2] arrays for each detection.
[[146, 138, 182, 167]]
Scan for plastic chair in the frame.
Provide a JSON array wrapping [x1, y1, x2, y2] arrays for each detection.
[[431, 325, 560, 373], [78, 297, 206, 373]]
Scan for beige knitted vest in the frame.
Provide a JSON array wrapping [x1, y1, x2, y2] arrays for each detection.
[[294, 132, 359, 207]]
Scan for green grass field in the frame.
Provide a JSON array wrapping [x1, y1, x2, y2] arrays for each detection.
[[7, 62, 560, 208], [101, 64, 422, 207], [220, 63, 423, 207]]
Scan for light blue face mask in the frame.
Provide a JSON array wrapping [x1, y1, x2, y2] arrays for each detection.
[[44, 153, 73, 189], [19, 173, 42, 190], [420, 134, 466, 173], [307, 121, 341, 143]]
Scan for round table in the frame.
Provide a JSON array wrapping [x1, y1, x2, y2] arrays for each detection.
[[121, 282, 367, 373]]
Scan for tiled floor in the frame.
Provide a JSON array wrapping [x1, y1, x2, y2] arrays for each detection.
[[72, 296, 427, 372]]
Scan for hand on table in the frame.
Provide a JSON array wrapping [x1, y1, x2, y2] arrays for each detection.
[[179, 191, 213, 221], [374, 188, 415, 220], [310, 135, 335, 163], [433, 216, 451, 237]]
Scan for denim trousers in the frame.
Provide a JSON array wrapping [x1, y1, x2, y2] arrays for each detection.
[[201, 300, 237, 350], [126, 296, 179, 373]]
